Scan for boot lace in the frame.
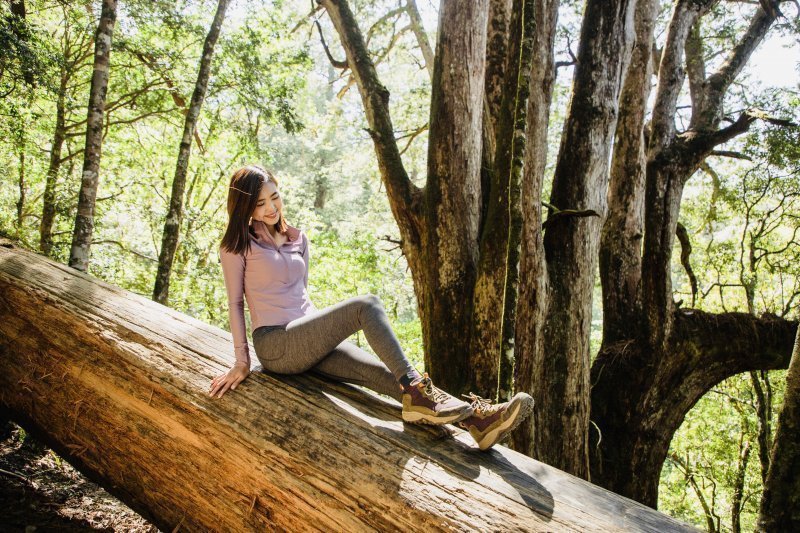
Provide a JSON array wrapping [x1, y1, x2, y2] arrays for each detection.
[[462, 392, 501, 415], [419, 373, 453, 403]]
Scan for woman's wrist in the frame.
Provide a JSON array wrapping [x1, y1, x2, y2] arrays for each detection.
[[233, 360, 249, 368]]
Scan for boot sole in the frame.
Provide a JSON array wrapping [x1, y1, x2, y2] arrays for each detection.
[[472, 395, 535, 451], [402, 406, 474, 426]]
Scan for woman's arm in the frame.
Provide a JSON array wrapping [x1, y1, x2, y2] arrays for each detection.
[[219, 247, 250, 366], [302, 232, 310, 289]]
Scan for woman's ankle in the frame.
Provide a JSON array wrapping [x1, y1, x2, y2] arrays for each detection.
[[399, 369, 422, 391]]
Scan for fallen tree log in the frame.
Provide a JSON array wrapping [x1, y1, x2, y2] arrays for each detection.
[[0, 240, 695, 532]]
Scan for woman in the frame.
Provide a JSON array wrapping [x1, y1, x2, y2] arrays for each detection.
[[208, 165, 533, 450]]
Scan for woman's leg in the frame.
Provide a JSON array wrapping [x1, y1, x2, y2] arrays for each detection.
[[253, 294, 417, 383], [309, 340, 403, 402]]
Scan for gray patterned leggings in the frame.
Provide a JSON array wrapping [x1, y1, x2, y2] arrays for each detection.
[[252, 295, 416, 402]]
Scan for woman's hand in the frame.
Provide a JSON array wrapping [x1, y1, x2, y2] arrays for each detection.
[[209, 362, 250, 398]]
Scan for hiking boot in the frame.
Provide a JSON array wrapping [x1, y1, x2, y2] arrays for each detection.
[[401, 372, 474, 425], [458, 392, 534, 450]]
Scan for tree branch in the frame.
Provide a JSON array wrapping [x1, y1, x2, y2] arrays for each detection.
[[318, 0, 423, 243], [650, 0, 715, 151], [315, 19, 348, 69], [694, 6, 778, 130]]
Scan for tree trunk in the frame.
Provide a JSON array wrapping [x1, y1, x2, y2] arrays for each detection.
[[751, 370, 773, 484], [757, 326, 800, 531], [510, 0, 558, 456], [731, 439, 750, 533], [16, 151, 25, 233], [469, 0, 536, 400], [40, 65, 69, 256], [599, 0, 658, 348], [7, 0, 36, 87], [153, 0, 230, 305], [405, 0, 433, 79], [68, 0, 117, 272], [468, 0, 514, 400], [589, 1, 783, 507], [497, 0, 537, 402], [536, 0, 636, 479], [590, 310, 798, 508], [0, 240, 697, 532], [420, 0, 488, 394]]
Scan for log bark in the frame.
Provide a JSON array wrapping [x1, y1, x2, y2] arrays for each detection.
[[153, 0, 230, 305], [757, 325, 800, 531], [0, 241, 696, 532], [68, 0, 117, 272]]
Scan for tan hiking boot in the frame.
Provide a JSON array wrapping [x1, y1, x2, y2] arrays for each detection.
[[401, 373, 474, 425], [458, 392, 534, 450]]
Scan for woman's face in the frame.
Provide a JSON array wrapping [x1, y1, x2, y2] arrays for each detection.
[[251, 179, 282, 224]]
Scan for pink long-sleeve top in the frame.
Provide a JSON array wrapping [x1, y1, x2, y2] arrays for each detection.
[[219, 220, 316, 365]]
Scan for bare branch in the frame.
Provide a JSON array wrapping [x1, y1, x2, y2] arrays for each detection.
[[92, 240, 157, 262], [710, 150, 752, 160], [541, 201, 600, 229], [315, 19, 348, 69]]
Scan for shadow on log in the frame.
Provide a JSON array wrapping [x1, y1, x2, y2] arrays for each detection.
[[0, 240, 695, 532]]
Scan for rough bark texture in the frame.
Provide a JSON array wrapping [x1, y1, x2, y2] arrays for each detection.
[[321, 0, 537, 403], [510, 0, 558, 457], [153, 0, 229, 305], [497, 0, 536, 401], [468, 0, 514, 400], [757, 326, 800, 531], [421, 0, 488, 394], [590, 310, 798, 508], [537, 0, 635, 479], [469, 0, 536, 400], [642, 0, 714, 349], [68, 0, 117, 272], [643, 2, 776, 349], [0, 241, 696, 532], [599, 0, 657, 348]]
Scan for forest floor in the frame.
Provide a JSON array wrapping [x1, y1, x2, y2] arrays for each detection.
[[0, 421, 158, 533]]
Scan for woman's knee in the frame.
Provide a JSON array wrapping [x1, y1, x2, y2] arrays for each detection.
[[361, 293, 383, 310], [357, 293, 385, 321]]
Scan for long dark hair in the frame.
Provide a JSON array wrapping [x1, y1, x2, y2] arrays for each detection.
[[220, 165, 289, 255]]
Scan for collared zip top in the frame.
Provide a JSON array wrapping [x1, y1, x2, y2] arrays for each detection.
[[219, 220, 315, 365]]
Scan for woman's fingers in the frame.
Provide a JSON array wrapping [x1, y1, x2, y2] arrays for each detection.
[[209, 367, 249, 398], [210, 375, 227, 396], [216, 379, 233, 398]]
